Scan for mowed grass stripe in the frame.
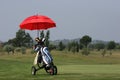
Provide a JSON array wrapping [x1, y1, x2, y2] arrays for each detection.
[[59, 65, 120, 74]]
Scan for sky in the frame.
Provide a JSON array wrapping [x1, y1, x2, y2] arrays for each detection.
[[0, 0, 120, 42]]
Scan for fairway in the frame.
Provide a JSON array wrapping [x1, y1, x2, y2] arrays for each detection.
[[0, 51, 120, 80]]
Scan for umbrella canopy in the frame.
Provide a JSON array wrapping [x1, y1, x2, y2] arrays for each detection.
[[19, 15, 56, 30]]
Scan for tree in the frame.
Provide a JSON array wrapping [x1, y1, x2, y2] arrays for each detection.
[[67, 41, 79, 53], [80, 35, 92, 55], [40, 31, 44, 39], [101, 49, 107, 57], [67, 42, 72, 51], [71, 41, 76, 53], [45, 30, 50, 47], [107, 41, 116, 56], [7, 38, 17, 47], [76, 42, 79, 52], [79, 43, 83, 49], [95, 43, 105, 51], [40, 30, 50, 47], [16, 29, 33, 47], [49, 44, 56, 51], [7, 29, 33, 47], [80, 35, 92, 48], [58, 41, 65, 51], [15, 29, 26, 47], [107, 41, 116, 50]]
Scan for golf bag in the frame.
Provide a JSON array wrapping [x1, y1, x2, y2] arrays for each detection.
[[32, 46, 57, 75]]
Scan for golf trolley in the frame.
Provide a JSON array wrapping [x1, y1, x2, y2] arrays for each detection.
[[31, 62, 57, 75], [31, 52, 57, 75]]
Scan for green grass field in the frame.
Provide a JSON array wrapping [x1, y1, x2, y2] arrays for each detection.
[[0, 50, 120, 80]]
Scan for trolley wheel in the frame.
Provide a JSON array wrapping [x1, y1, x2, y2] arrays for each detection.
[[49, 66, 57, 75], [31, 66, 36, 75], [53, 66, 57, 75]]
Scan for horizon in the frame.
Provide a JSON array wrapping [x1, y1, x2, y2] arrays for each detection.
[[0, 35, 119, 43]]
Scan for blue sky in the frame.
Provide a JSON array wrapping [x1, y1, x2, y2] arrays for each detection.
[[0, 0, 120, 42]]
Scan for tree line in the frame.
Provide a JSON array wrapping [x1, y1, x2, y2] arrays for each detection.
[[1, 29, 50, 54], [57, 36, 118, 56], [1, 29, 120, 55]]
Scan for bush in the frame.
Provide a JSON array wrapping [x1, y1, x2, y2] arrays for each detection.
[[101, 49, 106, 57], [15, 47, 21, 52], [15, 47, 26, 54], [3, 45, 14, 54], [81, 48, 90, 56], [21, 47, 26, 54]]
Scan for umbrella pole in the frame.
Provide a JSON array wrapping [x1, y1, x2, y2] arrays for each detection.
[[37, 30, 39, 37]]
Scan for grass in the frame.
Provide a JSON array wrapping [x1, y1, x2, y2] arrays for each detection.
[[0, 50, 120, 80]]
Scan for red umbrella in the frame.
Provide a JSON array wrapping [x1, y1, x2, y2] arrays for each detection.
[[20, 15, 56, 30]]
